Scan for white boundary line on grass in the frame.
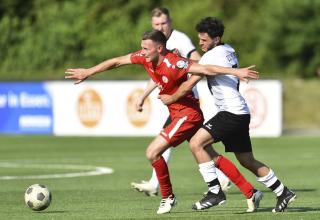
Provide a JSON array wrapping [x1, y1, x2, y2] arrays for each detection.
[[0, 162, 114, 180]]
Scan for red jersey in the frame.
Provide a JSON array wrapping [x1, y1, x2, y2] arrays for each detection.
[[130, 50, 202, 119]]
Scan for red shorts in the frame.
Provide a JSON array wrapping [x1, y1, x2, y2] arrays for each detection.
[[160, 110, 204, 147]]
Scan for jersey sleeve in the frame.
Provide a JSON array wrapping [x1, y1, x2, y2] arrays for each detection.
[[130, 50, 145, 64], [176, 35, 196, 58]]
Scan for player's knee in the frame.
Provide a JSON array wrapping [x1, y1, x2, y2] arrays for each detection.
[[145, 149, 153, 161], [189, 138, 202, 153], [145, 148, 159, 162]]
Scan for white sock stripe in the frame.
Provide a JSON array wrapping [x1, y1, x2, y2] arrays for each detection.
[[168, 116, 187, 139], [257, 169, 285, 196], [265, 177, 278, 188], [257, 169, 274, 182], [275, 183, 284, 196]]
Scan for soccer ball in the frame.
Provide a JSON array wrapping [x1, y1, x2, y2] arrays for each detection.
[[24, 184, 52, 211]]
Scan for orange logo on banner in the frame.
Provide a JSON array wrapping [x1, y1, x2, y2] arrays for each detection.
[[77, 89, 103, 127], [243, 88, 267, 129], [127, 88, 151, 127]]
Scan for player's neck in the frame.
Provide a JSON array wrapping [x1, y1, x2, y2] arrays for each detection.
[[208, 42, 224, 51], [166, 29, 174, 40], [153, 49, 169, 67]]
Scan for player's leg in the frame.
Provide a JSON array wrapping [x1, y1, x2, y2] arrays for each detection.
[[148, 148, 171, 190], [188, 129, 226, 210], [131, 147, 171, 196], [191, 113, 262, 212], [147, 116, 172, 191], [147, 117, 172, 191], [145, 135, 176, 214], [215, 167, 231, 192], [214, 112, 265, 212], [235, 152, 296, 212], [131, 117, 172, 196], [148, 115, 201, 214], [223, 111, 295, 213]]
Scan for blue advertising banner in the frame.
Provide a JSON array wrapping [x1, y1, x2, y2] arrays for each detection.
[[0, 82, 53, 134]]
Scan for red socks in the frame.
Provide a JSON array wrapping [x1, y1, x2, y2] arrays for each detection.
[[216, 155, 254, 199], [152, 156, 172, 198]]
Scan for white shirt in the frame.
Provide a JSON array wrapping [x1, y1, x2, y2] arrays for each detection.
[[199, 44, 249, 114], [166, 29, 199, 98], [166, 30, 196, 58]]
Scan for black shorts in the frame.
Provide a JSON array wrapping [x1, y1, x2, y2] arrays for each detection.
[[202, 111, 252, 153]]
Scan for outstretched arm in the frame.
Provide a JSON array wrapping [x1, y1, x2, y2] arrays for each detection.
[[189, 63, 259, 81], [136, 79, 157, 112], [158, 75, 203, 105], [65, 53, 132, 84]]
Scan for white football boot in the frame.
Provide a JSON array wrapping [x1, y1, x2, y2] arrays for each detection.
[[157, 195, 177, 214], [131, 180, 158, 197], [247, 189, 263, 212]]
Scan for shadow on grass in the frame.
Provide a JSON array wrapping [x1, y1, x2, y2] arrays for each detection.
[[35, 210, 68, 214], [226, 188, 316, 196], [234, 206, 320, 214]]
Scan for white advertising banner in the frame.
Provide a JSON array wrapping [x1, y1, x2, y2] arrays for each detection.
[[47, 81, 168, 136], [48, 80, 282, 137]]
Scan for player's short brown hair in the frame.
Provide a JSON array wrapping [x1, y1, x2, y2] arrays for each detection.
[[142, 30, 167, 46], [151, 7, 171, 19]]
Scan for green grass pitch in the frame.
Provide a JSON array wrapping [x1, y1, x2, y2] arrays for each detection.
[[0, 135, 319, 220]]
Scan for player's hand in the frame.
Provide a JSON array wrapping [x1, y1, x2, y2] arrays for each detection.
[[135, 96, 144, 112], [171, 48, 181, 56], [65, 68, 91, 84], [158, 94, 176, 105], [238, 65, 259, 82]]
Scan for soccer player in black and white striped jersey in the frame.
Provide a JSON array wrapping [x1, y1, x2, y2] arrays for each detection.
[[159, 17, 296, 213]]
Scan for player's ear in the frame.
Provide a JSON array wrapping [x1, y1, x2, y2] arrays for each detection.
[[157, 44, 165, 53], [213, 36, 221, 45]]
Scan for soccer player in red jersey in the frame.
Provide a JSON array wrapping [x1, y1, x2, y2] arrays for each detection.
[[65, 30, 259, 214]]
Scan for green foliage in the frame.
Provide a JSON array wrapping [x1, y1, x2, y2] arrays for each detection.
[[0, 0, 319, 80], [283, 78, 320, 129], [253, 0, 320, 78]]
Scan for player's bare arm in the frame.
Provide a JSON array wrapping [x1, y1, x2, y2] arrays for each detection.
[[189, 50, 201, 63], [158, 75, 203, 105], [189, 63, 259, 81], [136, 79, 157, 112], [65, 54, 132, 84]]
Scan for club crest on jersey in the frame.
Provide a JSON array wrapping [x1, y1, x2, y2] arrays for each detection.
[[162, 76, 169, 83], [176, 60, 188, 69]]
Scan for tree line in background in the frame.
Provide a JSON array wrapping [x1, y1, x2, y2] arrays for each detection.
[[0, 0, 319, 80]]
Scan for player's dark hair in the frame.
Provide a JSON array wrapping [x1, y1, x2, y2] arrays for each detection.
[[196, 17, 224, 38], [142, 30, 167, 46], [151, 7, 171, 19]]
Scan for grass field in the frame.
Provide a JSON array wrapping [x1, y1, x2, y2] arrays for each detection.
[[0, 135, 319, 220]]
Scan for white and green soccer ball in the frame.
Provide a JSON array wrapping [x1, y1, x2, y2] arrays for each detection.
[[24, 184, 52, 211]]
